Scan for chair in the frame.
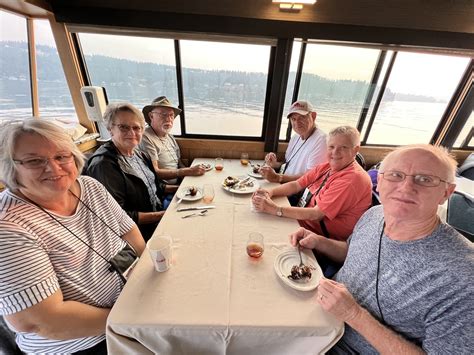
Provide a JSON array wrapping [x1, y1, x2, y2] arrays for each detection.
[[447, 191, 474, 242], [458, 153, 474, 181], [355, 152, 366, 170], [0, 317, 23, 355], [371, 191, 381, 206]]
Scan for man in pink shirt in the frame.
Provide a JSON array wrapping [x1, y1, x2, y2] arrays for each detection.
[[252, 126, 372, 275]]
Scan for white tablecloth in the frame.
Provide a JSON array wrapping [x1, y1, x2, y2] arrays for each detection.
[[106, 158, 343, 354]]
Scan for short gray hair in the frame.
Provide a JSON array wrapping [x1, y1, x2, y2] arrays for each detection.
[[0, 119, 85, 190], [380, 144, 457, 183], [328, 126, 360, 146], [103, 102, 145, 130]]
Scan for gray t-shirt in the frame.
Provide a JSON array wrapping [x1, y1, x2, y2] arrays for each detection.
[[140, 127, 181, 184], [331, 205, 474, 354]]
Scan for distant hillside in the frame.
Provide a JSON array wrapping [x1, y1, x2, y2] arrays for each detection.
[[0, 41, 442, 111]]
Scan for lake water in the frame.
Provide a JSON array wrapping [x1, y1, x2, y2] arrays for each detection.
[[0, 100, 449, 146]]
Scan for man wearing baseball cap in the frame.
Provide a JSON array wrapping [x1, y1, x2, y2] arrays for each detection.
[[260, 100, 327, 204], [140, 96, 205, 185]]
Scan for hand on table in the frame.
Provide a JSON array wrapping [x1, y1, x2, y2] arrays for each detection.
[[317, 278, 362, 323], [251, 191, 277, 214], [188, 164, 206, 176], [259, 166, 280, 183]]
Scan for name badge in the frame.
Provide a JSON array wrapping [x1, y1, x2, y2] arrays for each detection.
[[279, 163, 287, 174], [297, 188, 313, 208]]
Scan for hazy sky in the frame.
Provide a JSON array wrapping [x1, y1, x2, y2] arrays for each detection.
[[1, 10, 470, 100]]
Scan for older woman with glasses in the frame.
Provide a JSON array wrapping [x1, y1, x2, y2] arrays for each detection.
[[0, 119, 145, 354], [85, 102, 178, 241]]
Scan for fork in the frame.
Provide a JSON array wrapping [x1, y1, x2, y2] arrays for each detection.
[[181, 209, 208, 218], [297, 244, 304, 267], [177, 190, 191, 205], [235, 176, 251, 189]]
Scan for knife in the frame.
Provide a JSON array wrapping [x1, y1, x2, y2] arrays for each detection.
[[177, 205, 216, 212]]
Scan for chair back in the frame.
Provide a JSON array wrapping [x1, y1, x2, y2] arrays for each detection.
[[447, 191, 474, 242], [458, 153, 474, 181]]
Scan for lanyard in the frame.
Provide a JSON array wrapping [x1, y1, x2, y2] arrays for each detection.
[[283, 127, 316, 174]]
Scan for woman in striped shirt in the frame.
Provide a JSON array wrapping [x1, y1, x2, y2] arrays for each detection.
[[0, 119, 145, 354]]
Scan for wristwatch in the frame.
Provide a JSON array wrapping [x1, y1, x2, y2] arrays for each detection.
[[276, 207, 283, 217]]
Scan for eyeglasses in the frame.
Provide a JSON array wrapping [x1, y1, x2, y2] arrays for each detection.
[[379, 170, 450, 187], [150, 111, 175, 120], [113, 124, 143, 133], [13, 154, 74, 169]]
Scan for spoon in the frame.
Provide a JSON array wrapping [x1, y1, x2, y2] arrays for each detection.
[[181, 209, 208, 219]]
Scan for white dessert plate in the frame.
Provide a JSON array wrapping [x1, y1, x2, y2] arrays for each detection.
[[274, 249, 321, 291]]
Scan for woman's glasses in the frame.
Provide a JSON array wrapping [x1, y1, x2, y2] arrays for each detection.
[[14, 154, 74, 169], [113, 124, 143, 133], [379, 170, 450, 187]]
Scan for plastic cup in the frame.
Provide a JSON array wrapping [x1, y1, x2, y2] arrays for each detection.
[[202, 184, 215, 203], [215, 157, 224, 171], [148, 235, 172, 272], [240, 153, 249, 166]]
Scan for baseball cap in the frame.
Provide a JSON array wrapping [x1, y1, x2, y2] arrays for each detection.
[[287, 100, 314, 118]]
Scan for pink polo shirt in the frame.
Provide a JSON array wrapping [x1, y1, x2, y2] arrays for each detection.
[[296, 161, 372, 241]]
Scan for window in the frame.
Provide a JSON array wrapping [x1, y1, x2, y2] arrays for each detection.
[[79, 33, 180, 133], [453, 110, 473, 149], [279, 41, 301, 140], [295, 43, 380, 135], [180, 40, 271, 137], [0, 11, 75, 123], [35, 20, 75, 120], [365, 52, 470, 145], [0, 10, 31, 122]]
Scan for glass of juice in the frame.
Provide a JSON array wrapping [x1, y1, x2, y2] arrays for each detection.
[[240, 153, 249, 165], [246, 232, 264, 258], [215, 157, 224, 171], [202, 184, 214, 203]]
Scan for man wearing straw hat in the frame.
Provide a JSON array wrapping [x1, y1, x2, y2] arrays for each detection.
[[141, 96, 205, 184]]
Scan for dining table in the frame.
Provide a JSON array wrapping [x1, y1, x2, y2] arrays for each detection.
[[106, 158, 344, 355]]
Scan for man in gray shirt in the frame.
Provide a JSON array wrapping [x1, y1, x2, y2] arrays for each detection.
[[290, 144, 473, 354], [141, 96, 205, 184]]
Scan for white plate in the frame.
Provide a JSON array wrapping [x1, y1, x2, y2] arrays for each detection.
[[222, 177, 259, 194], [248, 170, 263, 179], [177, 187, 203, 201], [274, 249, 321, 292]]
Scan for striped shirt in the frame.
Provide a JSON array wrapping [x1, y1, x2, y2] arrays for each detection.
[[0, 176, 135, 354]]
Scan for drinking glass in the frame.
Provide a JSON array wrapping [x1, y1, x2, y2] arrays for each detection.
[[202, 184, 215, 203], [215, 157, 224, 171], [240, 153, 249, 166], [246, 232, 264, 258]]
